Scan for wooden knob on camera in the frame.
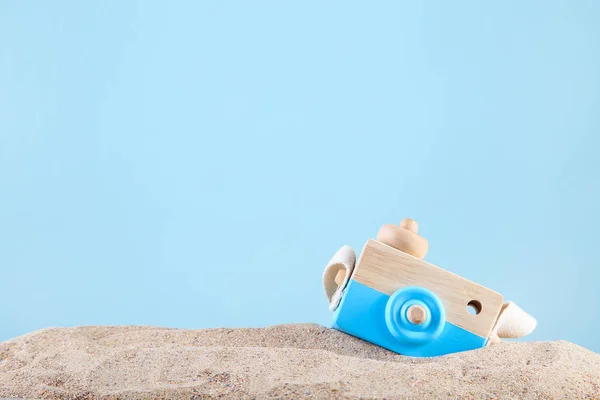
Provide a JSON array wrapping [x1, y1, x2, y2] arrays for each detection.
[[407, 305, 427, 325], [376, 218, 429, 259]]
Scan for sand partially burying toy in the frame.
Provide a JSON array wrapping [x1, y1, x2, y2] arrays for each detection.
[[1, 323, 598, 399]]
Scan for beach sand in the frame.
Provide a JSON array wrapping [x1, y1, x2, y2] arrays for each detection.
[[1, 323, 598, 399]]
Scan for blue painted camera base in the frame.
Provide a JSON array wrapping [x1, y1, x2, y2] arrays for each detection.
[[332, 280, 488, 357]]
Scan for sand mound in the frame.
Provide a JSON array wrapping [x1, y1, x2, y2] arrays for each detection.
[[0, 323, 598, 399]]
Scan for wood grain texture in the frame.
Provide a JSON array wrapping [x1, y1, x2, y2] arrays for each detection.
[[351, 239, 504, 339]]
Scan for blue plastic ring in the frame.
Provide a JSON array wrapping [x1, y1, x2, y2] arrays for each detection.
[[385, 286, 446, 345]]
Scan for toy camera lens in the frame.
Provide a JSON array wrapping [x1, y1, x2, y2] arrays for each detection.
[[385, 286, 446, 345]]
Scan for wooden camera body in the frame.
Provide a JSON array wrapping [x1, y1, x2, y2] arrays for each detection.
[[331, 239, 505, 357]]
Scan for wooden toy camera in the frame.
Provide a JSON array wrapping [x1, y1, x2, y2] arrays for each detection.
[[323, 219, 536, 357]]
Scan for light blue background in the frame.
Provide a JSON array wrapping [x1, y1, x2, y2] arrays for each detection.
[[1, 1, 599, 353]]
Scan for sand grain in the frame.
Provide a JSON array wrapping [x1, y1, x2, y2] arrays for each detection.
[[0, 324, 598, 399]]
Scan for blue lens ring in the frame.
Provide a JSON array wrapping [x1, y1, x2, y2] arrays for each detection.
[[385, 286, 446, 345]]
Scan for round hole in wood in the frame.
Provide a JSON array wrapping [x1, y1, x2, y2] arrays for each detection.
[[467, 300, 482, 316]]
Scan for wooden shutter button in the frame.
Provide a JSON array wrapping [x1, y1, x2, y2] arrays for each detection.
[[376, 218, 429, 259]]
